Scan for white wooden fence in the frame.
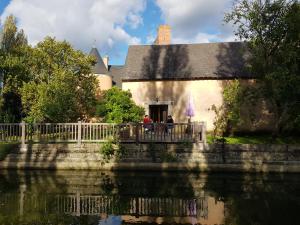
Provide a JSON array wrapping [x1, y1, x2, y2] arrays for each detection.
[[0, 122, 206, 145]]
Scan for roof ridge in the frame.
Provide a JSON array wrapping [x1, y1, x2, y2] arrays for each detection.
[[128, 41, 244, 47]]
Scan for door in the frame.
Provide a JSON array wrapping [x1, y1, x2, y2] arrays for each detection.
[[149, 105, 168, 122]]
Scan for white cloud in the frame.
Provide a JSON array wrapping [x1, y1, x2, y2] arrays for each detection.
[[1, 0, 145, 53], [155, 0, 236, 43]]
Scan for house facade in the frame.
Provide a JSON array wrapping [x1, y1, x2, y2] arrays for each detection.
[[90, 25, 273, 131]]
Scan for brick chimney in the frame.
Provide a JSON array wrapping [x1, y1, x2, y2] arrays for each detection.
[[154, 25, 171, 45]]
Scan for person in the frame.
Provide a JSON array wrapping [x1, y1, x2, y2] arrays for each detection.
[[165, 115, 174, 134], [143, 115, 151, 124], [143, 115, 152, 133]]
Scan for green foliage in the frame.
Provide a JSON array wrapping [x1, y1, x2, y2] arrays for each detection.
[[100, 139, 115, 161], [160, 152, 178, 162], [96, 87, 144, 123], [211, 80, 242, 137], [0, 143, 18, 161], [207, 134, 300, 144], [20, 37, 97, 122], [100, 136, 125, 161], [225, 0, 300, 134], [0, 15, 27, 52], [211, 80, 259, 136], [0, 15, 30, 122], [0, 15, 97, 123], [179, 139, 193, 148]]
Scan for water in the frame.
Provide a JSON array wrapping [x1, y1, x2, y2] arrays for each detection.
[[0, 170, 299, 225]]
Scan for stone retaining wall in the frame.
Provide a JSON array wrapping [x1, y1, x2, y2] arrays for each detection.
[[0, 143, 299, 172]]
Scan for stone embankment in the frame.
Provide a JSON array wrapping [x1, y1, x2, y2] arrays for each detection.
[[0, 143, 299, 172]]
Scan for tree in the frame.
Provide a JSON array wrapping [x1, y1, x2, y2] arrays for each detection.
[[211, 80, 242, 137], [95, 87, 145, 123], [0, 15, 29, 122], [0, 15, 27, 53], [225, 0, 300, 134], [21, 37, 98, 122]]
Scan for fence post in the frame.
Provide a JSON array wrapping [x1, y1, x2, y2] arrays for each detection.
[[76, 191, 80, 216], [135, 123, 140, 143], [202, 122, 207, 144], [194, 122, 201, 143], [77, 121, 82, 147], [20, 121, 27, 152]]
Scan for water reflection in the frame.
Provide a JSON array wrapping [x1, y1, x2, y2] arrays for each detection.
[[0, 170, 299, 225]]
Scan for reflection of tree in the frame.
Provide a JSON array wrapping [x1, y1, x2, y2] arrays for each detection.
[[204, 173, 300, 225]]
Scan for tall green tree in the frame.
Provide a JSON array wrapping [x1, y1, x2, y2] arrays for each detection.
[[225, 0, 300, 134], [0, 15, 29, 122], [96, 87, 145, 123], [21, 37, 98, 122]]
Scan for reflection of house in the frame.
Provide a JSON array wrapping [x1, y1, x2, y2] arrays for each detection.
[[1, 192, 224, 225], [119, 197, 224, 225], [90, 25, 271, 131]]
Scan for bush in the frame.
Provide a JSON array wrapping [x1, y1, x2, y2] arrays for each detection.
[[0, 143, 18, 161], [100, 136, 125, 161], [95, 87, 144, 123]]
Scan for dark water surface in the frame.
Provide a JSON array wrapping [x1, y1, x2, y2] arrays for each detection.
[[0, 170, 299, 225]]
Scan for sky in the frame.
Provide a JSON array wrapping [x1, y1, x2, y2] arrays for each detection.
[[0, 0, 237, 65]]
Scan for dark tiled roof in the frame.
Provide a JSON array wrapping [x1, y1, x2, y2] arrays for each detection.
[[89, 47, 108, 74], [122, 42, 252, 80], [108, 65, 124, 87]]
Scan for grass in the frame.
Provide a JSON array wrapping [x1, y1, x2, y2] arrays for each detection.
[[207, 134, 300, 145], [0, 142, 19, 161]]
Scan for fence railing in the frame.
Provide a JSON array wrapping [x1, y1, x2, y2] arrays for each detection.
[[0, 121, 206, 145], [0, 193, 208, 219]]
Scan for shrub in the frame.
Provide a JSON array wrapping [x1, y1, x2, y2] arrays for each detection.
[[95, 87, 144, 123], [100, 136, 125, 161]]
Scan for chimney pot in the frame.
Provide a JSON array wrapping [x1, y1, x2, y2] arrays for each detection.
[[102, 55, 109, 69]]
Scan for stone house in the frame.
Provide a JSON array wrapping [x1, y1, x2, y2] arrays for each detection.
[[90, 25, 273, 131]]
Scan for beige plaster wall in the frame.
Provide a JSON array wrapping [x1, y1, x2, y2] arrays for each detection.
[[122, 80, 223, 131], [96, 74, 112, 91]]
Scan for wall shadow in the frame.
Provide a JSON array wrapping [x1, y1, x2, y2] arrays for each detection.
[[140, 44, 192, 122], [215, 42, 275, 133], [2, 142, 70, 171]]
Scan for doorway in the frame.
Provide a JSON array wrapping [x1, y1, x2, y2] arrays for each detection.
[[149, 105, 168, 122]]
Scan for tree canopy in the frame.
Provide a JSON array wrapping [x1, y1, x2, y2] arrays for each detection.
[[21, 37, 97, 122], [224, 0, 300, 134], [0, 15, 29, 122], [95, 87, 145, 123], [0, 15, 98, 123]]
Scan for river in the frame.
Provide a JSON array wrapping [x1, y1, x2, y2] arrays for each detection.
[[0, 170, 299, 225]]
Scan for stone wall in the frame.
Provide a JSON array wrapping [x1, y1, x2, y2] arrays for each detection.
[[0, 143, 299, 172]]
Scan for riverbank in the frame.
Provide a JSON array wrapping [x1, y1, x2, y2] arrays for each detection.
[[0, 143, 299, 172]]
